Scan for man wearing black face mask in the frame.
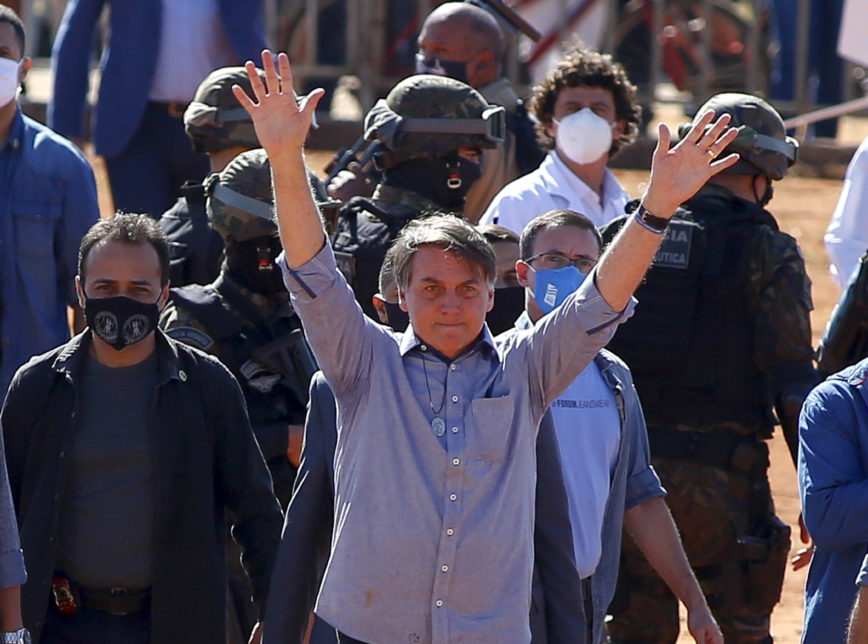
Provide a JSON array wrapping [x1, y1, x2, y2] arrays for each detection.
[[599, 93, 818, 644], [1, 214, 282, 644], [415, 2, 544, 221], [160, 148, 320, 505], [331, 73, 504, 321]]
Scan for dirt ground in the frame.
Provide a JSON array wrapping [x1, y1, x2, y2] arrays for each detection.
[[89, 128, 853, 643]]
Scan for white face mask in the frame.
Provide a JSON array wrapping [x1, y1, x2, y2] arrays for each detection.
[[0, 57, 20, 107], [553, 107, 615, 165]]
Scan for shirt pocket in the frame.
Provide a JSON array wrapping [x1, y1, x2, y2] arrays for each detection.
[[467, 395, 515, 464], [12, 199, 62, 258]]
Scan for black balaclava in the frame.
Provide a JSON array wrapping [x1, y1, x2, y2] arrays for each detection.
[[383, 152, 482, 211], [225, 236, 286, 295]]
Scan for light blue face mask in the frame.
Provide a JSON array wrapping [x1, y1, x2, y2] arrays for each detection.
[[531, 266, 586, 314]]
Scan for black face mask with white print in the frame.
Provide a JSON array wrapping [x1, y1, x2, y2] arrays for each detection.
[[85, 295, 160, 351]]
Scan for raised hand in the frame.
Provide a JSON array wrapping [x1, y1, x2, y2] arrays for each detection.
[[232, 50, 324, 160], [643, 110, 740, 217]]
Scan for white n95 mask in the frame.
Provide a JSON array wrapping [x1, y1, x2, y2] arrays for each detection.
[[553, 107, 615, 165], [0, 57, 21, 107]]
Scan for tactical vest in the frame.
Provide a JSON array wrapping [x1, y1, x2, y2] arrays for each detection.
[[332, 196, 422, 319], [166, 277, 316, 503], [157, 182, 225, 287], [604, 194, 779, 432]]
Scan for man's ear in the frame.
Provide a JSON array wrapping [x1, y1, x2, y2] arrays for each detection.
[[486, 287, 495, 313], [398, 289, 409, 313], [75, 276, 86, 309], [372, 294, 389, 324], [515, 260, 532, 288], [18, 57, 31, 85]]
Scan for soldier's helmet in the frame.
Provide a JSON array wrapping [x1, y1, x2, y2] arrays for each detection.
[[184, 67, 265, 154], [679, 93, 798, 180], [206, 149, 332, 242], [364, 74, 505, 159], [206, 149, 276, 242]]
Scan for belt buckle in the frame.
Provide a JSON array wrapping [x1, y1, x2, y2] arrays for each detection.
[[167, 101, 186, 118]]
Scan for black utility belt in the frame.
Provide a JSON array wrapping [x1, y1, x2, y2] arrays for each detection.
[[51, 574, 151, 616], [648, 427, 766, 473]]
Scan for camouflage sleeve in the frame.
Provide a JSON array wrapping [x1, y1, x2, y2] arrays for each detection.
[[158, 301, 216, 352], [747, 228, 819, 462], [747, 228, 815, 374]]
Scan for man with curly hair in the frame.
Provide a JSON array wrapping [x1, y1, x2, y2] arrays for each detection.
[[479, 45, 642, 232]]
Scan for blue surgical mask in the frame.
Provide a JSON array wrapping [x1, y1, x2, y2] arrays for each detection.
[[531, 266, 586, 315]]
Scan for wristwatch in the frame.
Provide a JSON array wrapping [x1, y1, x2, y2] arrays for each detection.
[[0, 628, 30, 644]]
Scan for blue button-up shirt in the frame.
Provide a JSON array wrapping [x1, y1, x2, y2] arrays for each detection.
[[799, 357, 868, 644], [0, 108, 99, 396], [280, 243, 632, 644]]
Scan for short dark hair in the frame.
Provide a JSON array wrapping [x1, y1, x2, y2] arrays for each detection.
[[0, 4, 25, 55], [78, 214, 171, 286], [519, 209, 602, 260], [477, 223, 519, 246], [530, 45, 641, 156], [392, 214, 496, 290], [424, 2, 504, 58], [378, 243, 399, 296]]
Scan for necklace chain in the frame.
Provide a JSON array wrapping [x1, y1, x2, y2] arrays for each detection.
[[420, 353, 448, 416]]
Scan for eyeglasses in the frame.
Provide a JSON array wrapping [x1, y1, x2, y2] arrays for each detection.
[[526, 252, 597, 274]]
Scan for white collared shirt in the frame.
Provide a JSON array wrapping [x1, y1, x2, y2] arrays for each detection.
[[479, 151, 630, 232]]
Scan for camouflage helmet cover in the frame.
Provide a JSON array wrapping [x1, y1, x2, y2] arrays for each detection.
[[206, 148, 276, 242], [184, 66, 265, 152], [679, 93, 798, 180], [364, 74, 504, 158]]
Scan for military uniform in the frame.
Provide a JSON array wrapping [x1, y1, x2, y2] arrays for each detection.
[[331, 74, 503, 318], [602, 186, 817, 644], [160, 273, 311, 504]]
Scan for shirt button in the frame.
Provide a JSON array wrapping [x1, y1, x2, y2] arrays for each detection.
[[449, 493, 457, 501], [452, 426, 459, 433], [452, 458, 460, 466], [59, 451, 65, 458], [421, 345, 427, 351], [451, 395, 459, 403], [441, 565, 449, 573], [435, 600, 443, 607], [450, 364, 457, 371], [446, 528, 454, 536]]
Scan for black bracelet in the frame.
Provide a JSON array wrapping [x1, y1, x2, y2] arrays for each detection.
[[633, 204, 670, 234]]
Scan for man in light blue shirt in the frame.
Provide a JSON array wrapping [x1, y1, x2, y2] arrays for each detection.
[[235, 49, 740, 644], [513, 209, 721, 644]]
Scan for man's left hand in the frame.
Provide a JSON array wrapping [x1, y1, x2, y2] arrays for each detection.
[[686, 603, 724, 644], [643, 110, 740, 217]]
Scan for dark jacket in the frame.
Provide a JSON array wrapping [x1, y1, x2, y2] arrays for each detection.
[[262, 371, 584, 644], [2, 330, 283, 643]]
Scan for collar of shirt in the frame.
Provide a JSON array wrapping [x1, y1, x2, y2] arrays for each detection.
[[397, 322, 499, 360], [543, 151, 625, 209]]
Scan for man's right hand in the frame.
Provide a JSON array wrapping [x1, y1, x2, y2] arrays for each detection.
[[232, 50, 324, 162]]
